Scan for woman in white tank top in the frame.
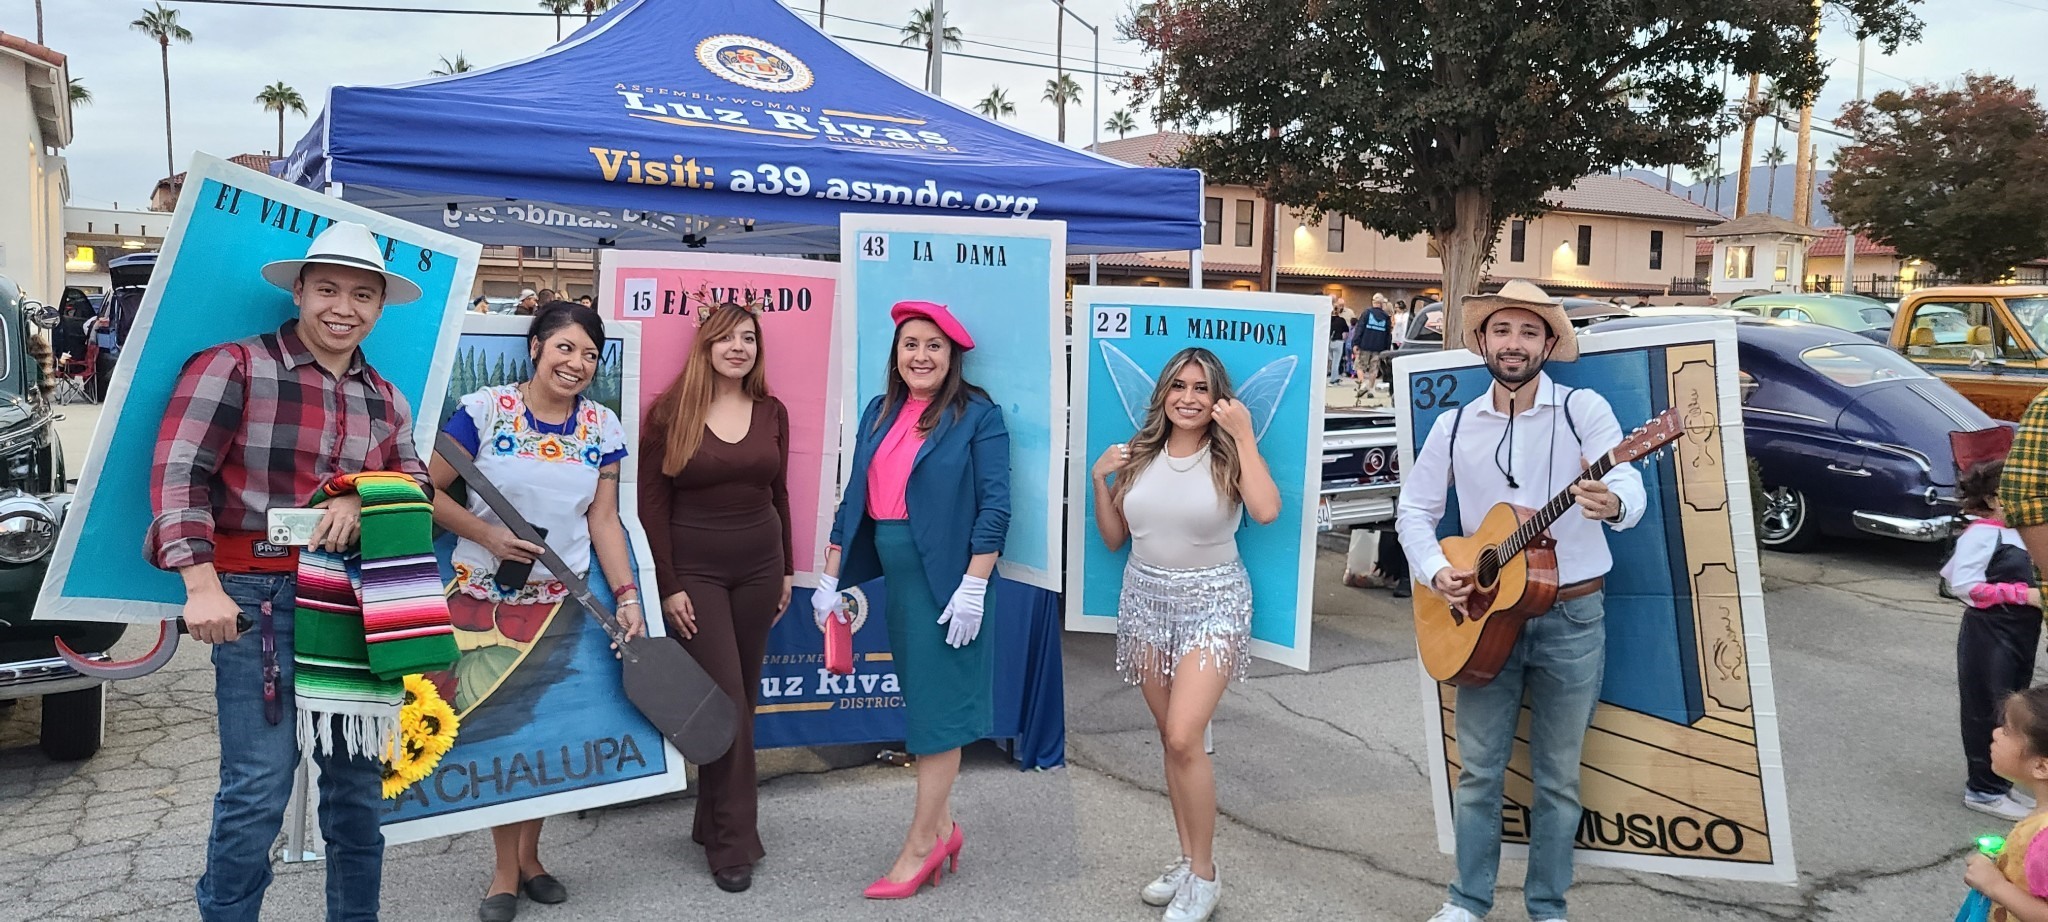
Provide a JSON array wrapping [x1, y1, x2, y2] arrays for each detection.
[[1089, 347, 1282, 922]]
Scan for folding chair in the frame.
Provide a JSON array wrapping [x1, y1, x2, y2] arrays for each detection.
[[53, 342, 97, 405]]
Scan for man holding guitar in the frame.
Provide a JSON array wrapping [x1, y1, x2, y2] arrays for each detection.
[[1396, 280, 1648, 922]]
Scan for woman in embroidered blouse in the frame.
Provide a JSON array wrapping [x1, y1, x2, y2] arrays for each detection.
[[638, 302, 794, 894], [813, 300, 1010, 900], [428, 302, 644, 922]]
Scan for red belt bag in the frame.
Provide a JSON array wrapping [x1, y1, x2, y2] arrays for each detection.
[[214, 529, 299, 574], [824, 614, 854, 675]]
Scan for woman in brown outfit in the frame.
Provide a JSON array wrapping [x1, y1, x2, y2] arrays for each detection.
[[639, 302, 794, 894]]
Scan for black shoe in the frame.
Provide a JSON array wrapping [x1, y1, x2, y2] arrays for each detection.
[[713, 865, 754, 893], [520, 874, 567, 905], [478, 893, 518, 922], [1391, 583, 1412, 599]]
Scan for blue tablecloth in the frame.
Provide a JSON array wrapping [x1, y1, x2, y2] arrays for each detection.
[[752, 575, 1066, 770]]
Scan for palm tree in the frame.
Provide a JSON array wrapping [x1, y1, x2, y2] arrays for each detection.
[[68, 79, 91, 108], [817, 0, 825, 27], [581, 0, 610, 22], [898, 5, 962, 52], [1763, 144, 1787, 214], [538, 0, 575, 41], [1044, 73, 1083, 143], [432, 54, 474, 76], [255, 82, 307, 157], [1106, 109, 1137, 139], [975, 86, 1015, 120], [131, 3, 194, 181]]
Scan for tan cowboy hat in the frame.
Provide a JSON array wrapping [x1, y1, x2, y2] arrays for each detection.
[[259, 221, 424, 305], [1461, 279, 1579, 362]]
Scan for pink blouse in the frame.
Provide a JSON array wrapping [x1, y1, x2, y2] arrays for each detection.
[[866, 398, 930, 521]]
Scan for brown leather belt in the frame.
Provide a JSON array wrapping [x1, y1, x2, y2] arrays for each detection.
[[1557, 576, 1605, 602]]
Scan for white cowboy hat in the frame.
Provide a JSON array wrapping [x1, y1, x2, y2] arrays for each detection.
[[1461, 279, 1579, 362], [259, 221, 424, 306]]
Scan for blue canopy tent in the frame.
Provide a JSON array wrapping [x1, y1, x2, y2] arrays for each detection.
[[279, 0, 1202, 255]]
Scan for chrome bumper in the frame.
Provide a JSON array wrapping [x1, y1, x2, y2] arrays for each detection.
[[1852, 511, 1960, 543], [0, 653, 109, 700]]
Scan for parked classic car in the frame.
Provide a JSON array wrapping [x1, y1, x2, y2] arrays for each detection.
[[1891, 285, 2048, 421], [0, 275, 111, 759], [1592, 314, 1984, 550], [1730, 293, 1894, 341]]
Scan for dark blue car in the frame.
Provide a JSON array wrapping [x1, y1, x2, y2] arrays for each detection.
[[1591, 315, 1988, 551]]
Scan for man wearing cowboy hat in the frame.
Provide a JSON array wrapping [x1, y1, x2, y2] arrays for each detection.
[[1394, 280, 1648, 922], [147, 220, 431, 922]]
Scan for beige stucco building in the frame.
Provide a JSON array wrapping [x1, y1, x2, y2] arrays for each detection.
[[1078, 132, 1724, 306], [0, 33, 71, 305]]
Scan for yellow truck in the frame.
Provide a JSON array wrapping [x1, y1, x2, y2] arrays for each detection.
[[1893, 285, 2048, 421]]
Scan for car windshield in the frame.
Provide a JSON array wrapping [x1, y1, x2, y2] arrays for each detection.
[[1858, 306, 1893, 327], [1800, 342, 1932, 387]]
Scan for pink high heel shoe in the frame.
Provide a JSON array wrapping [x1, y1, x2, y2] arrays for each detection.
[[862, 834, 950, 900], [942, 822, 963, 872]]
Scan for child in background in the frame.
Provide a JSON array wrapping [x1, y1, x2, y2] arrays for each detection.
[[1947, 460, 2045, 821], [1964, 686, 2048, 921]]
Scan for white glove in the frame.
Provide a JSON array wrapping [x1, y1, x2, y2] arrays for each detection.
[[810, 574, 842, 629], [936, 574, 988, 649]]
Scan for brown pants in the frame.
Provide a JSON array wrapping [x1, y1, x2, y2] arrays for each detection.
[[671, 512, 785, 873]]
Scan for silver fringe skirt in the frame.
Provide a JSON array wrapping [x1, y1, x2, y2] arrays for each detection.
[[1115, 556, 1254, 685]]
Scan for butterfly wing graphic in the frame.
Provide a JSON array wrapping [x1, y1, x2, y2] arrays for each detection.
[[1236, 355, 1297, 442], [1098, 341, 1155, 431]]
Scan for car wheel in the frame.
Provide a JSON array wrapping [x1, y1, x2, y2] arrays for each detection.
[[1758, 485, 1817, 552], [38, 684, 104, 761]]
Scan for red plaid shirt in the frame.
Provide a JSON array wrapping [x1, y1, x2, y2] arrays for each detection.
[[145, 321, 430, 571]]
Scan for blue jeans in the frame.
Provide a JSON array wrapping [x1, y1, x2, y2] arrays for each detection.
[[1448, 592, 1606, 921], [196, 573, 385, 922]]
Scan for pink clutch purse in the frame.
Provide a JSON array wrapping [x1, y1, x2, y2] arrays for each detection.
[[824, 615, 854, 675]]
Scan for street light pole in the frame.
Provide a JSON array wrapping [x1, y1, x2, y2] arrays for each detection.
[[1842, 37, 1865, 291], [929, 0, 945, 94]]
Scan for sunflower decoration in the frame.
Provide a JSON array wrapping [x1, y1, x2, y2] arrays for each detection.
[[382, 674, 461, 799]]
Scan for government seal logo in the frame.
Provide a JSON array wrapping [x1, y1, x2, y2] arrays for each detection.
[[696, 35, 812, 93]]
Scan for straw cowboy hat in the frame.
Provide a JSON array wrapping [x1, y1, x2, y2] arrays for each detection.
[[1461, 279, 1579, 362], [260, 221, 424, 305]]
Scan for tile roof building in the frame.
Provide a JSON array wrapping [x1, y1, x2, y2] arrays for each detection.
[[1077, 132, 1726, 305]]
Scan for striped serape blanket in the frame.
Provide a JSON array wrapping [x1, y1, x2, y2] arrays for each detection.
[[293, 472, 458, 759]]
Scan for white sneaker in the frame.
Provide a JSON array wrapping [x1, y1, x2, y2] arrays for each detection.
[[1426, 904, 1482, 922], [1141, 856, 1192, 907], [1164, 865, 1219, 922], [1967, 790, 2033, 821], [2013, 788, 2038, 809]]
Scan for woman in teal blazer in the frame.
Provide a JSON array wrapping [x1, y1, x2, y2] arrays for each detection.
[[813, 301, 1010, 900]]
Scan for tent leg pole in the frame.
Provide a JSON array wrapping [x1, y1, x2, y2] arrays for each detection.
[[1190, 249, 1203, 289], [1088, 254, 1097, 286]]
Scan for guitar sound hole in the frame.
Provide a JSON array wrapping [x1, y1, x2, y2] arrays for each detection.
[[1473, 548, 1499, 590]]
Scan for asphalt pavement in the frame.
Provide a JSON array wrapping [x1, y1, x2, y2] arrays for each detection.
[[0, 403, 2008, 921]]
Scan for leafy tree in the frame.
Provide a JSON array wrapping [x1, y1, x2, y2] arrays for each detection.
[[898, 5, 962, 53], [255, 82, 306, 158], [1107, 108, 1138, 138], [539, 0, 575, 41], [432, 54, 474, 76], [1126, 0, 1920, 347], [1044, 72, 1083, 143], [131, 3, 194, 181], [581, 0, 610, 23], [1829, 74, 2048, 284], [976, 85, 1016, 120]]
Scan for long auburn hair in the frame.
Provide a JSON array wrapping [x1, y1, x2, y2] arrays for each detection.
[[649, 304, 771, 476], [873, 319, 986, 435], [1112, 347, 1243, 507]]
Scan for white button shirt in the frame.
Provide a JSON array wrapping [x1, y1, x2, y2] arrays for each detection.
[[1396, 373, 1648, 587]]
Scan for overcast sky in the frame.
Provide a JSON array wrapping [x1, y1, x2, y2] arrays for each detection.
[[3, 0, 2033, 210]]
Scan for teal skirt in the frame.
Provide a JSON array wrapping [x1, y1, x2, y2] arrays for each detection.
[[873, 521, 993, 755]]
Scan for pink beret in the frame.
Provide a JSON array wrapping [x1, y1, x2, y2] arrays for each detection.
[[889, 300, 975, 351]]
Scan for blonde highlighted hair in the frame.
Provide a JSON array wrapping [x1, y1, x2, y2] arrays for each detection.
[[1111, 347, 1243, 507]]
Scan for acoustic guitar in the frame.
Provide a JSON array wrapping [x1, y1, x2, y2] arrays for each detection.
[[1413, 407, 1685, 686]]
